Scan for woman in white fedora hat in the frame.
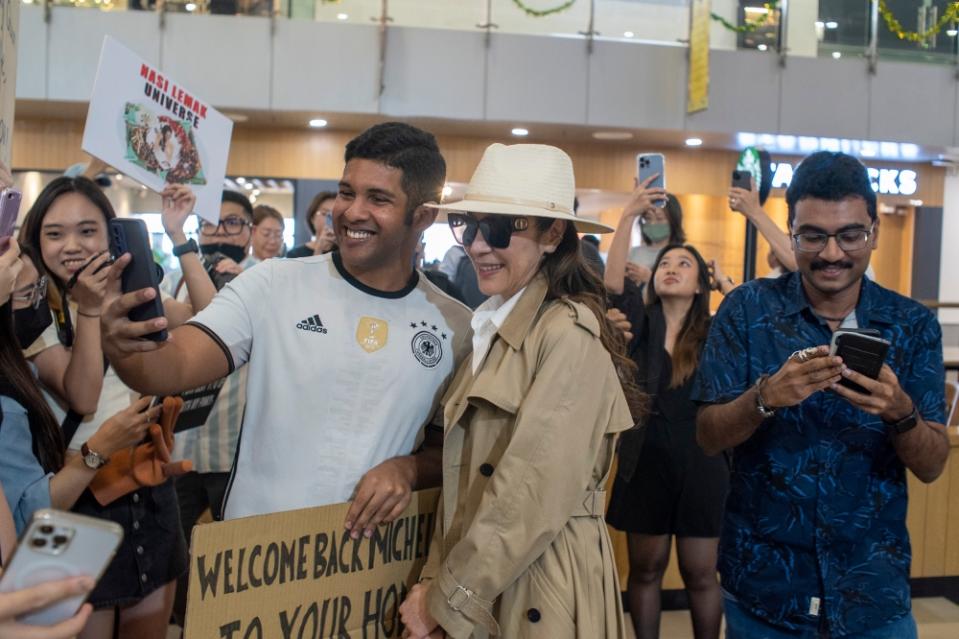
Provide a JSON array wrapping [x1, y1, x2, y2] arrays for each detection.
[[399, 143, 645, 638]]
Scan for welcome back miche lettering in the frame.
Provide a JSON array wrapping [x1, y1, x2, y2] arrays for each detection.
[[140, 63, 208, 130], [193, 511, 435, 639]]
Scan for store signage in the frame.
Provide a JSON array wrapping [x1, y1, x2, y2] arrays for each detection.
[[769, 162, 918, 196]]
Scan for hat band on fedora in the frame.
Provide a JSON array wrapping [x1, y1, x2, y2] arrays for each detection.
[[463, 192, 574, 216]]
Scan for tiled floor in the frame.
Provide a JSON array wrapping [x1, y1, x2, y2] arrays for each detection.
[[624, 597, 959, 638]]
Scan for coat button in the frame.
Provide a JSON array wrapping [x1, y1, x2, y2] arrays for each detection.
[[479, 463, 494, 477], [527, 608, 541, 623]]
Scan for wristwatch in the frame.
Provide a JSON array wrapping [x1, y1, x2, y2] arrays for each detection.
[[885, 406, 919, 435], [755, 374, 776, 419], [80, 442, 109, 470], [172, 238, 199, 258]]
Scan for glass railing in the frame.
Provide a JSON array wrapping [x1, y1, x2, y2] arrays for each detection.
[[22, 0, 959, 66]]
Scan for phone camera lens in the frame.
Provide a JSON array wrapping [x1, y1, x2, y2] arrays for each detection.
[[31, 537, 47, 548], [39, 525, 54, 535], [53, 535, 69, 546]]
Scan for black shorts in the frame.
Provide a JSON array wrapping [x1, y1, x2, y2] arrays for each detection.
[[73, 479, 188, 609], [607, 418, 729, 537]]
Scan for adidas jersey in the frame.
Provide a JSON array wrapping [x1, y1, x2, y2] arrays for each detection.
[[188, 252, 471, 519]]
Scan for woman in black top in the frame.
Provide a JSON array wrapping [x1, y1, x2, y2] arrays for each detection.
[[606, 244, 729, 639]]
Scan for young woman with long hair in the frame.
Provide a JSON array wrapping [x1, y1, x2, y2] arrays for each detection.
[[606, 243, 731, 639], [18, 177, 192, 639]]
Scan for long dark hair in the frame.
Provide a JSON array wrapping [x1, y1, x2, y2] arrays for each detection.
[[646, 244, 711, 387], [536, 219, 646, 421], [19, 177, 116, 290], [0, 289, 65, 473]]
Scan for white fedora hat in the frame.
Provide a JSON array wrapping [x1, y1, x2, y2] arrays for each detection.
[[431, 143, 614, 234]]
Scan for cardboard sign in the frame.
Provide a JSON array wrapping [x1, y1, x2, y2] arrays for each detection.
[[185, 489, 439, 639], [0, 0, 19, 166], [82, 36, 232, 224]]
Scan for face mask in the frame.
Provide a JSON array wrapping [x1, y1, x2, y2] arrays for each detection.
[[642, 222, 671, 243], [200, 242, 248, 264], [13, 298, 53, 350]]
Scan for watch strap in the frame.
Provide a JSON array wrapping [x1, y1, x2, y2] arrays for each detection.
[[80, 442, 109, 469], [172, 238, 199, 257], [885, 406, 919, 435]]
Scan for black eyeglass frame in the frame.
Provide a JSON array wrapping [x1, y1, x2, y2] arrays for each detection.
[[199, 216, 252, 237], [790, 224, 875, 254]]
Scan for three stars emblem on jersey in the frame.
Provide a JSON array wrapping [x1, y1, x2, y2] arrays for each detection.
[[409, 319, 445, 368], [356, 316, 389, 353]]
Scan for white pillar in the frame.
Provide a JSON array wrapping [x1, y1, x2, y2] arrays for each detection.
[[786, 0, 821, 58], [710, 0, 739, 51], [938, 169, 959, 324]]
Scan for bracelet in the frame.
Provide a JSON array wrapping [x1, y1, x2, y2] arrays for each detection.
[[76, 310, 101, 319]]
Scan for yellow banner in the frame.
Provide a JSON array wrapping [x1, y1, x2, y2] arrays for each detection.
[[687, 0, 711, 114]]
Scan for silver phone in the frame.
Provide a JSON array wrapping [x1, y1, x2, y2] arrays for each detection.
[[0, 509, 122, 625], [637, 153, 667, 208]]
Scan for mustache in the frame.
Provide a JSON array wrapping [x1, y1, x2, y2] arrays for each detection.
[[811, 260, 854, 271]]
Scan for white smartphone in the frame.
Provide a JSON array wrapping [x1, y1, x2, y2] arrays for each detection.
[[0, 509, 122, 626], [636, 153, 667, 208]]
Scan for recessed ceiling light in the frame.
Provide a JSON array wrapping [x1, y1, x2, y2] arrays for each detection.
[[623, 31, 635, 38], [185, 2, 196, 11], [243, 183, 254, 190], [825, 21, 838, 29], [757, 44, 768, 51], [336, 13, 349, 20], [309, 118, 328, 128], [441, 185, 453, 198], [592, 131, 634, 141], [685, 137, 703, 147], [948, 29, 958, 37], [252, 189, 261, 196], [815, 20, 825, 28], [832, 51, 842, 59], [511, 128, 529, 137], [235, 177, 246, 185]]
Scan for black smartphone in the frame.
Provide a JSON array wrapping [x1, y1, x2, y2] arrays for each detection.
[[108, 218, 167, 342], [731, 170, 752, 191], [829, 330, 890, 395]]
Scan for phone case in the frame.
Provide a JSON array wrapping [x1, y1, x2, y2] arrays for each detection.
[[109, 218, 168, 341], [731, 170, 752, 191], [829, 331, 890, 394], [0, 510, 122, 626], [0, 188, 22, 254], [637, 153, 667, 208]]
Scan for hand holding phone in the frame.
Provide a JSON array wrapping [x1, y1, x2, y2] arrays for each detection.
[[0, 188, 22, 256], [108, 218, 167, 342], [0, 510, 121, 627], [637, 153, 667, 208], [829, 330, 890, 395]]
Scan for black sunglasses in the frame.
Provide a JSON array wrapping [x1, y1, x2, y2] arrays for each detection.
[[448, 213, 529, 249]]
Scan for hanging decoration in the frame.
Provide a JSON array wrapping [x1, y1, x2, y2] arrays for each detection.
[[878, 0, 959, 43], [711, 2, 779, 33], [511, 0, 577, 18]]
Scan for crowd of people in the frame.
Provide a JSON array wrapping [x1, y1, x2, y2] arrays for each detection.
[[0, 120, 948, 639]]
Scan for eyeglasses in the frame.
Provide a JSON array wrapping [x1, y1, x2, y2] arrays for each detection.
[[791, 226, 874, 253], [448, 213, 529, 249], [199, 216, 251, 236], [12, 275, 48, 309]]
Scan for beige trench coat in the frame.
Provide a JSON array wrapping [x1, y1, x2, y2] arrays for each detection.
[[421, 274, 635, 638]]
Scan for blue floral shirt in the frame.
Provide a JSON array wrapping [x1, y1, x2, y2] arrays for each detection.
[[691, 271, 945, 636]]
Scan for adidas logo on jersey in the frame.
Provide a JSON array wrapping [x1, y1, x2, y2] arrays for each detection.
[[296, 314, 328, 334]]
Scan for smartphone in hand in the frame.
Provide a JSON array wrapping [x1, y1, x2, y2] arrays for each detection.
[[109, 218, 168, 341], [0, 188, 22, 255], [829, 330, 890, 395], [0, 509, 122, 626], [731, 170, 752, 191], [637, 153, 667, 208]]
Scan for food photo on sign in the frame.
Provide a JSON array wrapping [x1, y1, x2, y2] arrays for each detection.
[[82, 36, 231, 224]]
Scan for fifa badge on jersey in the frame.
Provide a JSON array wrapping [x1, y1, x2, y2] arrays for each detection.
[[356, 316, 389, 353]]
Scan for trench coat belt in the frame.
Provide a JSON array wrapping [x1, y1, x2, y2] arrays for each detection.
[[570, 489, 606, 518], [438, 565, 501, 635]]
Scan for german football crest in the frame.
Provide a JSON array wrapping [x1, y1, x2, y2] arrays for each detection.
[[356, 316, 388, 353]]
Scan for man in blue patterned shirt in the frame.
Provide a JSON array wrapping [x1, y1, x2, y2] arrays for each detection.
[[693, 151, 948, 638]]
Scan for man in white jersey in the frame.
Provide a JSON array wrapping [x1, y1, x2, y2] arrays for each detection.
[[99, 123, 471, 539]]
